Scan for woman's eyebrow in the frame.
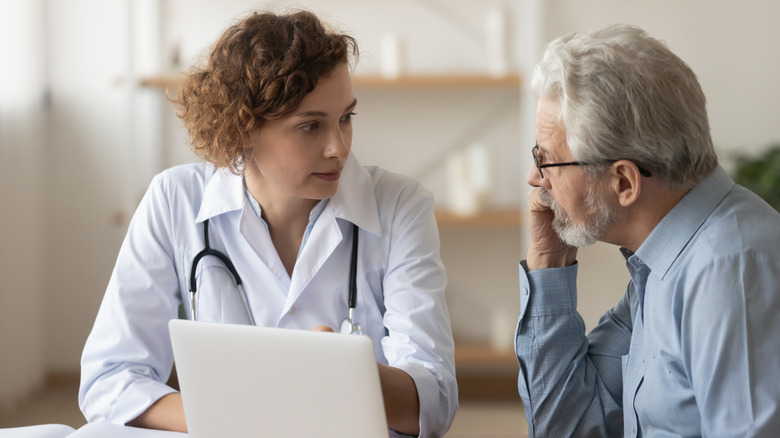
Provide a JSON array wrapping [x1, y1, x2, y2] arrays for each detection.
[[293, 98, 358, 118]]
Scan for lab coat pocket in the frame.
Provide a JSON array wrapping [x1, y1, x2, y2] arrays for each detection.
[[192, 260, 245, 323]]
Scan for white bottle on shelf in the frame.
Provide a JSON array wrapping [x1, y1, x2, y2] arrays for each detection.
[[380, 33, 404, 79], [485, 5, 508, 78]]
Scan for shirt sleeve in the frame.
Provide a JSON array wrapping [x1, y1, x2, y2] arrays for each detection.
[[78, 173, 182, 424], [515, 260, 631, 437], [379, 181, 457, 438]]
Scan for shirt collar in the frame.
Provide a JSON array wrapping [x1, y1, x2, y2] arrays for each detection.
[[630, 165, 734, 279], [194, 154, 382, 236]]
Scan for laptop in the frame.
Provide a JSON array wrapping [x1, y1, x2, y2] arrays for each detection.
[[168, 319, 389, 438]]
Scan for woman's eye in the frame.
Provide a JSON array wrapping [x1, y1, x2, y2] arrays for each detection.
[[301, 122, 318, 132], [340, 112, 356, 123]]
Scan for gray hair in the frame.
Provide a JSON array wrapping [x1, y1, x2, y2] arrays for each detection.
[[531, 24, 717, 190]]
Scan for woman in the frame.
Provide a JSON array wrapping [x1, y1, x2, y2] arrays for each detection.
[[78, 10, 457, 438]]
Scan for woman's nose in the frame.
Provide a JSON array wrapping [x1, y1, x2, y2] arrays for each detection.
[[325, 129, 350, 159]]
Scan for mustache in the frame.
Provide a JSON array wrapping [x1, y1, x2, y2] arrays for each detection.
[[538, 188, 566, 218]]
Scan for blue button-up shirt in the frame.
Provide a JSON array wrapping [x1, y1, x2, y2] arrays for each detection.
[[515, 166, 780, 437]]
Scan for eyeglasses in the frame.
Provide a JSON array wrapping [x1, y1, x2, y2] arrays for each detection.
[[532, 144, 652, 179], [532, 145, 583, 179]]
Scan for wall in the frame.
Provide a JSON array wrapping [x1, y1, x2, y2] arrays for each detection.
[[1, 2, 777, 396], [0, 0, 47, 410], [44, 0, 136, 372]]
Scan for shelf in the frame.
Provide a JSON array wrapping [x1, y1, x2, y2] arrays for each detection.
[[137, 73, 522, 90], [138, 75, 181, 89], [353, 74, 522, 89], [435, 209, 522, 227], [455, 343, 517, 368], [455, 343, 519, 400]]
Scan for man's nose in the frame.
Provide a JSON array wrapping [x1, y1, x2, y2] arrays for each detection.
[[527, 165, 542, 187]]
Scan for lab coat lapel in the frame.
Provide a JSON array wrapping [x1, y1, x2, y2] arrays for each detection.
[[283, 207, 343, 313], [282, 154, 380, 314], [329, 154, 382, 237], [194, 167, 244, 223], [238, 207, 291, 291]]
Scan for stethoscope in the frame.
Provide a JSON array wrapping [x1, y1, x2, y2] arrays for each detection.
[[188, 219, 361, 335]]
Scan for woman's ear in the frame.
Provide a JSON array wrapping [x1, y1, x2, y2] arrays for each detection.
[[610, 160, 643, 207]]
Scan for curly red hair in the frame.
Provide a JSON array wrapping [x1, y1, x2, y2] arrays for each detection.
[[173, 10, 358, 172]]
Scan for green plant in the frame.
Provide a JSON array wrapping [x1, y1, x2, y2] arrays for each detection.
[[732, 143, 780, 211]]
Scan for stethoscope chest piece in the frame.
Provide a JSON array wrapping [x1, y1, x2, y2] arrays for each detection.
[[340, 307, 362, 335]]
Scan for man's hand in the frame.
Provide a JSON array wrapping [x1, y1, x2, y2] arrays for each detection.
[[526, 187, 578, 270]]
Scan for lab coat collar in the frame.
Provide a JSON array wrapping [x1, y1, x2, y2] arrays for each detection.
[[330, 154, 383, 237], [194, 167, 245, 223], [193, 154, 382, 237]]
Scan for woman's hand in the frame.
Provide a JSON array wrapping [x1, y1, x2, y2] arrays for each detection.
[[126, 392, 187, 432], [312, 325, 420, 435]]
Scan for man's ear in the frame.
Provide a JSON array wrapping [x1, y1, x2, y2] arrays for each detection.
[[610, 160, 643, 207]]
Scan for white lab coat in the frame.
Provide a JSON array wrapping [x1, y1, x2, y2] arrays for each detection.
[[78, 154, 458, 437]]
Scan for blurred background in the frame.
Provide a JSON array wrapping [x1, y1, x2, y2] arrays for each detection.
[[1, 0, 779, 434]]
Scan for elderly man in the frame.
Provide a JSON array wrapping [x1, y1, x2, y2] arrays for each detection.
[[516, 24, 780, 437]]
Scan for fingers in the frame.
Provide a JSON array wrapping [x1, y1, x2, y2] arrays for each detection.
[[312, 325, 335, 332], [525, 188, 577, 269], [527, 186, 552, 213], [527, 188, 559, 244]]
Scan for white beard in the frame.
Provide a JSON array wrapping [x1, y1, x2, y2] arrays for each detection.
[[538, 184, 619, 247]]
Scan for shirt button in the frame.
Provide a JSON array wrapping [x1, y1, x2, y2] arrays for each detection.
[[522, 287, 529, 296], [288, 306, 297, 315]]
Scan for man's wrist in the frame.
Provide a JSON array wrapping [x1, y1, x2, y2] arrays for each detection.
[[526, 248, 578, 271]]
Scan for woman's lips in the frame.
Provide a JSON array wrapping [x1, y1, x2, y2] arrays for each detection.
[[312, 169, 342, 182]]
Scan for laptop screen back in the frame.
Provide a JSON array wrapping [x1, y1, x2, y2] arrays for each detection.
[[168, 319, 388, 438]]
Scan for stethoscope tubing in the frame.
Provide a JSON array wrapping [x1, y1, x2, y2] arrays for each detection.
[[348, 223, 359, 310], [188, 219, 358, 331], [188, 219, 255, 325]]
